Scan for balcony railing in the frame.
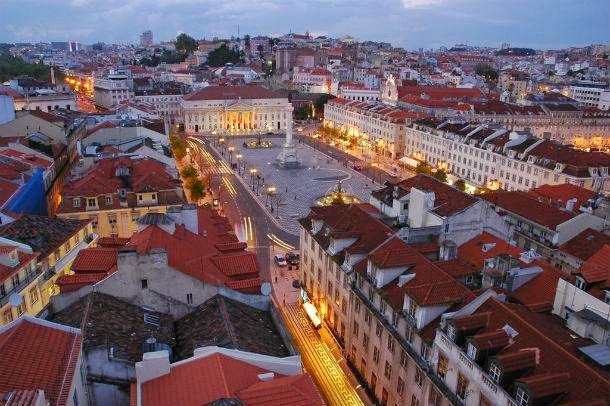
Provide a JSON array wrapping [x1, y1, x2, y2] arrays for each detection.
[[0, 268, 44, 307]]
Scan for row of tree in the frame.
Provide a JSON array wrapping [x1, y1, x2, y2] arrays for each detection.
[[0, 54, 57, 82]]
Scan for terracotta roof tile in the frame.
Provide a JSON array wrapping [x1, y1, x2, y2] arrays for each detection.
[[559, 229, 610, 262], [482, 191, 578, 229], [530, 184, 596, 210], [579, 245, 610, 284], [458, 232, 522, 269], [71, 247, 117, 273], [184, 85, 285, 101], [0, 318, 82, 406]]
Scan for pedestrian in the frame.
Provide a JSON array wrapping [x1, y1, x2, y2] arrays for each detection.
[[294, 194, 297, 200]]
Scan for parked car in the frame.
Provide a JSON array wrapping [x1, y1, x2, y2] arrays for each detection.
[[353, 162, 365, 171], [285, 252, 300, 265], [274, 254, 287, 266]]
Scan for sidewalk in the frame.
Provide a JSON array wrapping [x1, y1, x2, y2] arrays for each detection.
[[268, 247, 373, 406]]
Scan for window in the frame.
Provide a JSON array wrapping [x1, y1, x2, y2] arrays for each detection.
[[141, 279, 148, 289], [0, 284, 5, 297], [489, 362, 501, 383], [387, 336, 395, 353], [405, 325, 414, 343], [437, 353, 448, 379], [29, 288, 39, 305], [447, 324, 456, 340], [186, 293, 193, 304], [515, 388, 529, 406], [410, 394, 419, 406], [397, 376, 405, 396], [373, 346, 380, 364], [151, 193, 157, 200], [73, 198, 80, 208], [381, 388, 388, 405], [11, 274, 20, 288], [353, 321, 359, 337], [3, 309, 13, 324], [16, 301, 26, 315], [73, 391, 79, 406], [105, 196, 112, 205], [400, 350, 408, 368], [575, 276, 587, 290], [456, 373, 468, 400], [371, 372, 377, 393], [414, 368, 424, 387], [384, 360, 392, 379], [467, 342, 477, 359], [376, 321, 382, 338], [420, 343, 430, 360], [429, 387, 442, 406], [354, 299, 361, 313], [363, 333, 369, 351], [87, 198, 96, 207], [365, 310, 372, 326]]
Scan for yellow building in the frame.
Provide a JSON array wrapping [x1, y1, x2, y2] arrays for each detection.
[[0, 215, 96, 326], [56, 156, 184, 238]]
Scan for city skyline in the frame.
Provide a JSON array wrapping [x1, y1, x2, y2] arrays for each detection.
[[1, 0, 609, 49]]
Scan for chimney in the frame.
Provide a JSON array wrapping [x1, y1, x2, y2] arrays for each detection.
[[257, 372, 275, 381], [565, 197, 577, 212], [135, 350, 170, 383]]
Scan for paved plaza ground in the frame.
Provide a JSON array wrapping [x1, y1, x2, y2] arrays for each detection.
[[232, 138, 381, 235]]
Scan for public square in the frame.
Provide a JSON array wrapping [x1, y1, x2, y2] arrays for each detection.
[[225, 137, 381, 235]]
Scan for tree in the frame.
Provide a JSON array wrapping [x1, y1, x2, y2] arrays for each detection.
[[454, 179, 466, 192], [181, 165, 197, 179], [432, 169, 448, 183], [0, 54, 60, 82], [170, 135, 187, 160], [415, 161, 432, 175], [188, 178, 205, 201], [207, 43, 243, 67], [475, 63, 498, 82], [176, 33, 198, 55]]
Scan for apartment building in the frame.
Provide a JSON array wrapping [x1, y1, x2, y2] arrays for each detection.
[[369, 174, 509, 247], [337, 82, 380, 102], [569, 82, 610, 110], [56, 157, 184, 238], [324, 98, 428, 159], [298, 203, 470, 406], [499, 70, 529, 101], [292, 67, 332, 93], [466, 101, 610, 149], [481, 190, 606, 258], [403, 118, 610, 193], [436, 294, 610, 406], [0, 214, 96, 325], [93, 74, 133, 109]]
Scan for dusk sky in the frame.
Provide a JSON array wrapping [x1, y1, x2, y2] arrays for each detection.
[[1, 0, 608, 49]]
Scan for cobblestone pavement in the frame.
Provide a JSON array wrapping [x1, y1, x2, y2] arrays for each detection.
[[234, 140, 380, 235]]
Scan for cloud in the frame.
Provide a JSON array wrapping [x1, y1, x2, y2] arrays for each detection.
[[401, 0, 445, 9]]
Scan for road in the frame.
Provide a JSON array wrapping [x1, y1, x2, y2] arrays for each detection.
[[184, 136, 298, 282]]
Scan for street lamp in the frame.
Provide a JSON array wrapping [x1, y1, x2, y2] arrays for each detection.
[[249, 168, 257, 190], [371, 162, 379, 184], [236, 153, 242, 174], [227, 146, 235, 165], [266, 185, 276, 207]]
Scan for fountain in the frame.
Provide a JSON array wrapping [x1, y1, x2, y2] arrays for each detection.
[[314, 180, 360, 206]]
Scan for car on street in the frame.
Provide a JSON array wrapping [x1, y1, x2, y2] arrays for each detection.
[[274, 254, 287, 266], [285, 252, 300, 265], [353, 161, 365, 171]]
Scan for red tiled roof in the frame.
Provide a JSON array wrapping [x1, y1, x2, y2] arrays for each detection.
[[127, 208, 259, 293], [482, 191, 578, 229], [471, 329, 510, 350], [558, 228, 610, 262], [97, 236, 130, 248], [455, 298, 610, 403], [0, 318, 82, 406], [139, 352, 323, 406], [436, 259, 478, 278], [579, 245, 610, 284], [517, 372, 570, 400], [0, 250, 39, 284], [0, 177, 20, 207], [530, 184, 596, 210], [56, 272, 110, 293], [369, 237, 419, 269], [458, 232, 522, 269], [28, 109, 66, 125], [509, 261, 562, 312], [184, 85, 285, 101], [71, 247, 117, 273]]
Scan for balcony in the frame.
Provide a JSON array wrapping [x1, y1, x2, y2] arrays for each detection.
[[0, 268, 43, 307], [435, 330, 518, 406]]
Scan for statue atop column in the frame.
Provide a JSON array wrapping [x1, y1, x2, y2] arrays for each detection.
[[276, 109, 300, 168]]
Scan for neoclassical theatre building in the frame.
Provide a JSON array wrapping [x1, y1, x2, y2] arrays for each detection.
[[181, 85, 293, 135]]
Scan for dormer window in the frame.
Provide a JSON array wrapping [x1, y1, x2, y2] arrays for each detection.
[[575, 276, 587, 290], [466, 342, 477, 360], [515, 388, 529, 406], [87, 198, 96, 208], [105, 196, 112, 205], [73, 198, 80, 208]]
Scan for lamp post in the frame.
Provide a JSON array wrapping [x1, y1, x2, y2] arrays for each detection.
[[371, 162, 379, 184], [227, 146, 235, 165], [236, 153, 242, 175], [266, 185, 276, 208], [249, 168, 257, 190]]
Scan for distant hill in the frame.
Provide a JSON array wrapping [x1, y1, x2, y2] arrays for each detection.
[[495, 48, 537, 56]]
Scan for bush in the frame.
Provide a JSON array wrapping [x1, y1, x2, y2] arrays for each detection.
[[454, 179, 466, 192], [432, 169, 448, 183], [416, 161, 432, 175]]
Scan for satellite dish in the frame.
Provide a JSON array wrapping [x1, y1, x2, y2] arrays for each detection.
[[9, 294, 23, 307], [260, 282, 272, 296]]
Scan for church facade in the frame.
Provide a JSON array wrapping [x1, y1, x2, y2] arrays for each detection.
[[181, 85, 293, 136]]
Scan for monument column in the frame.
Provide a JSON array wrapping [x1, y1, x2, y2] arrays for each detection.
[[277, 106, 299, 168]]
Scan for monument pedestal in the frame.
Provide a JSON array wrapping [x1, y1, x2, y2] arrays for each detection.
[[276, 113, 300, 168]]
